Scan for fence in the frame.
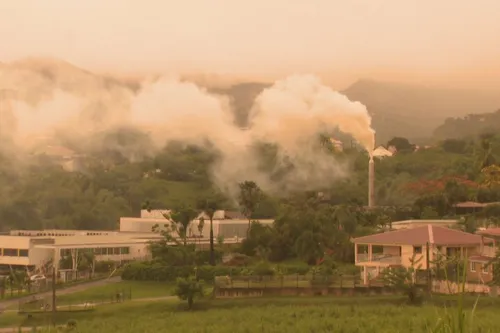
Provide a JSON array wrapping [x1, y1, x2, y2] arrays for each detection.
[[214, 274, 362, 289], [0, 273, 110, 301], [432, 280, 492, 295]]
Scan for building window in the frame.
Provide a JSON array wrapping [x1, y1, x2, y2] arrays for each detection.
[[470, 262, 476, 272], [3, 248, 18, 257], [482, 264, 489, 274], [413, 246, 422, 254], [19, 249, 29, 257], [121, 247, 130, 255]]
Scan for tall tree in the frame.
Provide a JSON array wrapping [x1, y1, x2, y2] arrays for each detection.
[[387, 137, 415, 153], [238, 181, 263, 236], [169, 204, 199, 246], [197, 191, 226, 265]]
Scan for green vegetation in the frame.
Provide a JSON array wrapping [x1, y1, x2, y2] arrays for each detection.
[[1, 127, 500, 233], [1, 296, 500, 332], [55, 280, 174, 304], [1, 79, 500, 331]]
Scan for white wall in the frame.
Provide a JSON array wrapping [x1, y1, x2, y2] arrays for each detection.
[[188, 219, 274, 239], [29, 240, 54, 267], [0, 236, 31, 266], [120, 217, 173, 233]]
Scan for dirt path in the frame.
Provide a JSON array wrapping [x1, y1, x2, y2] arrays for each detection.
[[0, 276, 121, 311]]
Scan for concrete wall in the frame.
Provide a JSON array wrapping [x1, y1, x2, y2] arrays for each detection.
[[29, 240, 54, 267], [467, 261, 493, 283], [400, 244, 429, 269], [0, 236, 31, 266], [120, 218, 173, 233]]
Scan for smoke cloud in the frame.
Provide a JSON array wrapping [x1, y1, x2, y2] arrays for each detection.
[[0, 58, 375, 196]]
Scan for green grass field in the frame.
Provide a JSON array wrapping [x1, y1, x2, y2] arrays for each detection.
[[56, 280, 175, 304], [3, 295, 500, 332]]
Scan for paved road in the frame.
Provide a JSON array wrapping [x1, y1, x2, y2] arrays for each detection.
[[0, 276, 121, 312]]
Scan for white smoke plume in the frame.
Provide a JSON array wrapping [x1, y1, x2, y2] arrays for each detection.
[[0, 58, 375, 196]]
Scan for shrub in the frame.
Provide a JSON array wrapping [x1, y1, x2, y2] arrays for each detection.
[[175, 276, 204, 310], [121, 261, 312, 282], [253, 261, 275, 276], [223, 253, 252, 267], [121, 262, 246, 282], [94, 260, 117, 273], [194, 250, 223, 265]]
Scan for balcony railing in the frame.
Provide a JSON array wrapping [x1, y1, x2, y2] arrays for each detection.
[[356, 253, 402, 265]]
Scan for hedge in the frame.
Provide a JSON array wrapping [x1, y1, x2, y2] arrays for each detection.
[[121, 261, 312, 282]]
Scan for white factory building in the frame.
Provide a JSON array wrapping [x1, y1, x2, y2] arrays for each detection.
[[0, 210, 273, 273], [120, 209, 274, 239]]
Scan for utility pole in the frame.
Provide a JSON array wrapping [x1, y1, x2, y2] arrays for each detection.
[[51, 266, 57, 325], [426, 242, 432, 293]]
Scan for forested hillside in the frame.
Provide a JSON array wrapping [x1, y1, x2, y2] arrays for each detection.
[[1, 129, 499, 231], [433, 110, 500, 140], [1, 59, 500, 232]]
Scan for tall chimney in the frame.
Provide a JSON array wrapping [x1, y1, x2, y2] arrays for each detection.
[[368, 157, 375, 208]]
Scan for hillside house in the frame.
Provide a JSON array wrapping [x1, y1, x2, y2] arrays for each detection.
[[372, 146, 393, 158], [352, 225, 494, 284], [453, 201, 500, 215]]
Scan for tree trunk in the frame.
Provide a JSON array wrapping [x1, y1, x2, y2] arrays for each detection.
[[209, 218, 215, 266], [247, 218, 251, 237], [187, 296, 193, 310]]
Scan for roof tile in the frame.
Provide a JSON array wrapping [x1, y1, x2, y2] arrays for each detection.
[[352, 225, 490, 246]]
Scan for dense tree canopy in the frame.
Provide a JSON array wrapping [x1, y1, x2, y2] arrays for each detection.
[[0, 126, 499, 236]]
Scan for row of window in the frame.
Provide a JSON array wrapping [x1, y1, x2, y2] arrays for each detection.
[[0, 248, 29, 257], [17, 232, 112, 237], [60, 247, 130, 257], [470, 262, 489, 274]]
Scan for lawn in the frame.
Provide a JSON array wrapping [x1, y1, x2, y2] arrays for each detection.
[[3, 295, 500, 332], [56, 280, 175, 304], [7, 280, 175, 313]]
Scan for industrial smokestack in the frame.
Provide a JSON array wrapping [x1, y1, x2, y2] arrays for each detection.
[[368, 156, 375, 208]]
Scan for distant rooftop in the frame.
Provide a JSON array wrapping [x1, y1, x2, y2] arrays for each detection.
[[140, 209, 246, 220], [391, 219, 458, 225], [478, 228, 500, 237], [453, 201, 500, 208], [353, 225, 492, 246]]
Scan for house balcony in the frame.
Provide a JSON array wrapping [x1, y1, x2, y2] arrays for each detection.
[[356, 253, 402, 265], [481, 246, 496, 258]]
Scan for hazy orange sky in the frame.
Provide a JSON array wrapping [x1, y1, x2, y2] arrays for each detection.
[[1, 0, 500, 89]]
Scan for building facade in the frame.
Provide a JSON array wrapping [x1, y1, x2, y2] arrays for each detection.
[[352, 225, 494, 285]]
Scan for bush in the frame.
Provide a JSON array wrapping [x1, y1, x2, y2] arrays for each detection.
[[253, 261, 275, 276], [281, 263, 310, 275], [175, 276, 204, 310], [121, 262, 246, 282], [194, 250, 223, 265], [223, 253, 252, 267], [94, 260, 117, 273], [121, 261, 313, 282]]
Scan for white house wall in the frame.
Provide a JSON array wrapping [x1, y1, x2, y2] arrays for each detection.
[[0, 236, 31, 266]]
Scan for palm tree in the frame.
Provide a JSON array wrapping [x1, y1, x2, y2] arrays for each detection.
[[197, 191, 226, 265], [238, 181, 262, 236], [169, 204, 199, 246]]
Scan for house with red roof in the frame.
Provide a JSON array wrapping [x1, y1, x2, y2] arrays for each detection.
[[352, 225, 495, 285]]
